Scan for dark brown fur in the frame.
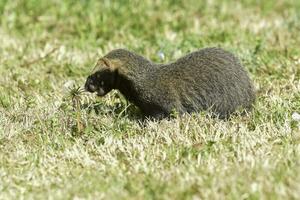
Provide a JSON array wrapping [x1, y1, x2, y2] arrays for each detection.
[[85, 48, 255, 119]]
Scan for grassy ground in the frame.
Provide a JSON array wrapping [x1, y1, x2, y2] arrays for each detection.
[[0, 0, 300, 199]]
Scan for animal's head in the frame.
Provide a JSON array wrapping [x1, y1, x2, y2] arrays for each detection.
[[85, 49, 146, 96], [85, 57, 122, 96]]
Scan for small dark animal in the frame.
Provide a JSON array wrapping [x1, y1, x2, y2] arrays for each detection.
[[85, 48, 255, 119]]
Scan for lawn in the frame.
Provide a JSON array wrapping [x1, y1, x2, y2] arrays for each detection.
[[0, 0, 300, 199]]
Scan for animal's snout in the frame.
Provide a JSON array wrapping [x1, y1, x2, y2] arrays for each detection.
[[85, 77, 97, 93]]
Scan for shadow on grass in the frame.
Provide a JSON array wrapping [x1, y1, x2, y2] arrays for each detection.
[[82, 101, 143, 121]]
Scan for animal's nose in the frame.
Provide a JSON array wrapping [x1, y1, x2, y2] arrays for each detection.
[[85, 78, 97, 92]]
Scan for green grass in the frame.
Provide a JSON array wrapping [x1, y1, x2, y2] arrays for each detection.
[[1, 0, 300, 199]]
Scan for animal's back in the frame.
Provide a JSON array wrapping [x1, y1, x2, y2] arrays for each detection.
[[154, 47, 255, 118]]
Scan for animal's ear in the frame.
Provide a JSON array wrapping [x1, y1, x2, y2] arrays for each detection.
[[100, 57, 123, 72], [100, 57, 112, 69], [91, 57, 123, 74]]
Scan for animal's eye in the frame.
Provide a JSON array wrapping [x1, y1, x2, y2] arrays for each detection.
[[100, 81, 104, 86]]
